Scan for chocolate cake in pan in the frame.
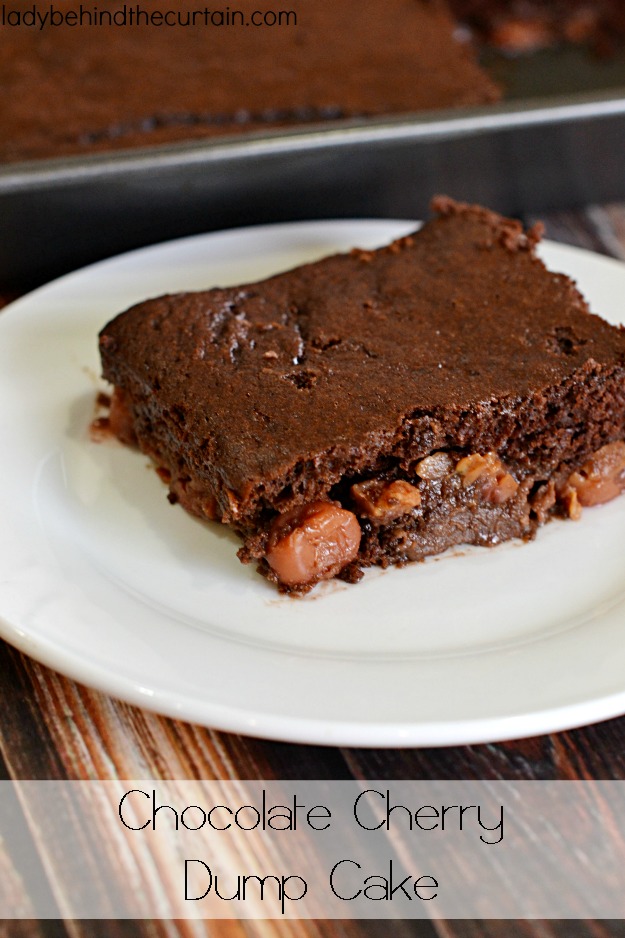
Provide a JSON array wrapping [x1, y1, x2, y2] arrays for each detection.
[[5, 0, 625, 163], [98, 198, 625, 593], [0, 0, 499, 163]]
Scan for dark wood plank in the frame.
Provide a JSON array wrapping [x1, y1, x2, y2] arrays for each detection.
[[0, 924, 71, 938], [435, 923, 625, 938], [0, 642, 352, 782], [0, 643, 442, 938], [527, 203, 625, 261]]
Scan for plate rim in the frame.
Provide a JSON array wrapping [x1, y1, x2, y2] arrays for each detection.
[[2, 217, 625, 748]]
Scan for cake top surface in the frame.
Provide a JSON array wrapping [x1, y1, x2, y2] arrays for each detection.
[[0, 0, 498, 162], [100, 198, 625, 495]]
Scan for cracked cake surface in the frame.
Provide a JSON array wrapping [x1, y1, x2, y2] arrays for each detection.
[[98, 198, 625, 591]]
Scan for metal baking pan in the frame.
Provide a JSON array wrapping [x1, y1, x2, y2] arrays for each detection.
[[2, 45, 625, 288]]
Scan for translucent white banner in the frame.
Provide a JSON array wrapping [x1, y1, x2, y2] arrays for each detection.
[[2, 780, 625, 918]]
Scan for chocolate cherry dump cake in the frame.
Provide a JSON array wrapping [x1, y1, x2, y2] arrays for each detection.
[[97, 198, 625, 592]]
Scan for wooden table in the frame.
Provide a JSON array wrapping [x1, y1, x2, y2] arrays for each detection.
[[2, 202, 625, 938]]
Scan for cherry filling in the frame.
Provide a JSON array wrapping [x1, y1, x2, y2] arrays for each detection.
[[92, 389, 625, 592], [262, 442, 625, 589], [566, 442, 625, 504], [108, 387, 137, 446], [265, 501, 361, 587]]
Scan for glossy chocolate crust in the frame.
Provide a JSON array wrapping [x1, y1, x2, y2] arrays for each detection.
[[99, 198, 625, 588], [0, 0, 499, 163]]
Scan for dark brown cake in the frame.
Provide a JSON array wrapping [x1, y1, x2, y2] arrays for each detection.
[[0, 0, 499, 163], [98, 197, 625, 592], [4, 0, 624, 163]]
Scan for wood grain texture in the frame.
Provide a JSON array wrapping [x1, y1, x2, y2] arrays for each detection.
[[3, 203, 625, 938]]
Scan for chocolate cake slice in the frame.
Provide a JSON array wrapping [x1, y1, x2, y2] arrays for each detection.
[[98, 198, 625, 592]]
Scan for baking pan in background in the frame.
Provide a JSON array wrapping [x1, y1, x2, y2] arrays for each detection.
[[2, 45, 625, 289]]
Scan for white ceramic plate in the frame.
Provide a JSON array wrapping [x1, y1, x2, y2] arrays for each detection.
[[2, 220, 625, 747]]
